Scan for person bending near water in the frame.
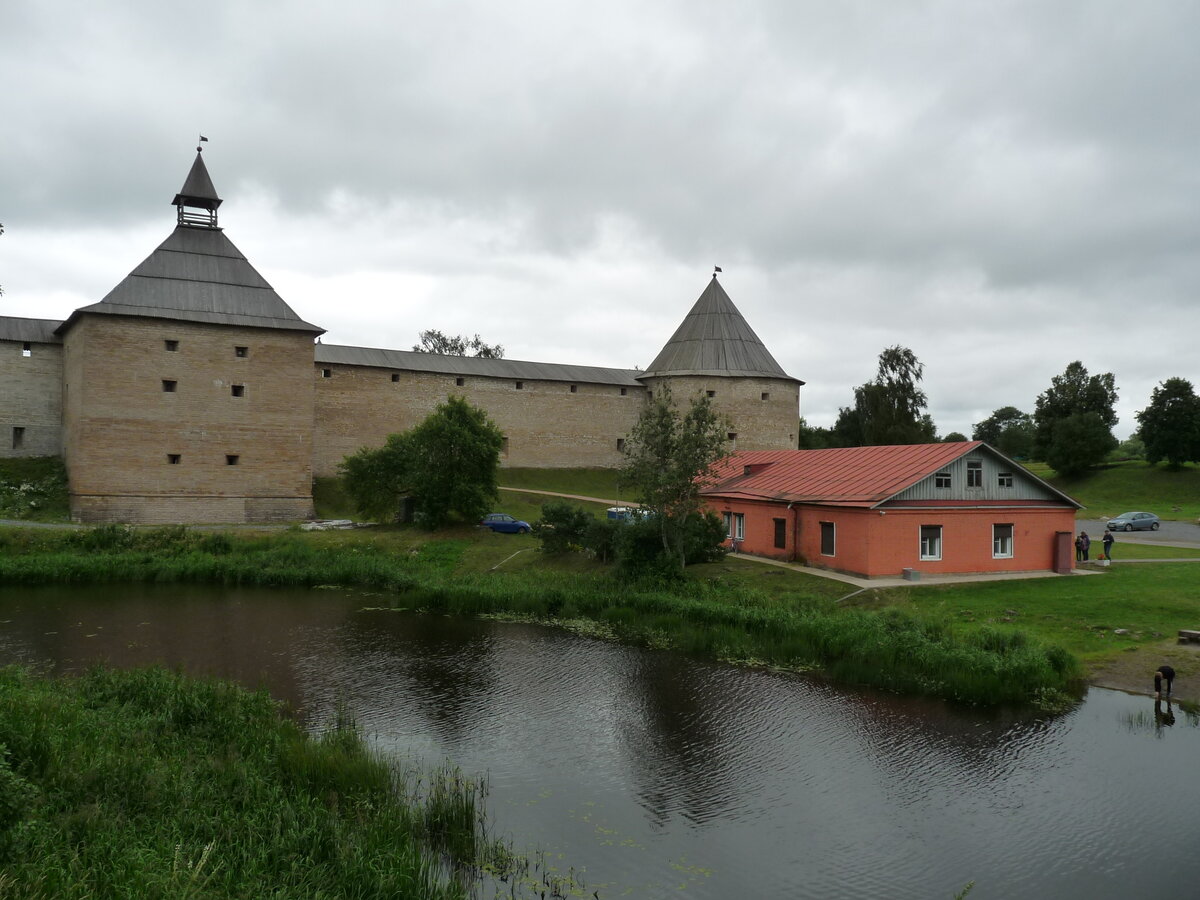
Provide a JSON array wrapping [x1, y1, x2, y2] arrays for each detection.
[[1154, 664, 1175, 699]]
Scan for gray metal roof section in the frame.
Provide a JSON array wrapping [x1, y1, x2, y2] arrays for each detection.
[[639, 276, 801, 383], [56, 226, 323, 335], [0, 316, 64, 344], [172, 151, 222, 209], [316, 343, 644, 386]]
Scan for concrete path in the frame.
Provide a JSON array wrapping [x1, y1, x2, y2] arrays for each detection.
[[499, 486, 638, 506]]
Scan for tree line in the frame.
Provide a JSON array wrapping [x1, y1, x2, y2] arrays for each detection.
[[800, 347, 1200, 475]]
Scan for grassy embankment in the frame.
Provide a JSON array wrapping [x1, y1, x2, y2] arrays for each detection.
[[0, 664, 577, 900], [6, 461, 1198, 705], [0, 522, 1079, 709], [1025, 459, 1200, 523]]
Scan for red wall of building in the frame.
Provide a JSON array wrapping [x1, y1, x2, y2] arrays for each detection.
[[706, 497, 1076, 578]]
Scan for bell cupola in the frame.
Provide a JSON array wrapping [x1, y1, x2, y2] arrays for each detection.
[[172, 141, 222, 228]]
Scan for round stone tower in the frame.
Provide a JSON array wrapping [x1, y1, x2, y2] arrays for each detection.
[[638, 275, 803, 451]]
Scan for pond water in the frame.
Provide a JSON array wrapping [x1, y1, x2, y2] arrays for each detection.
[[1, 583, 1196, 899]]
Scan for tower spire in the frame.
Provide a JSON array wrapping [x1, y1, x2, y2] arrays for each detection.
[[172, 144, 222, 228]]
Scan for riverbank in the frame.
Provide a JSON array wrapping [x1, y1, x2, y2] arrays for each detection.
[[0, 523, 1083, 709], [0, 664, 542, 899]]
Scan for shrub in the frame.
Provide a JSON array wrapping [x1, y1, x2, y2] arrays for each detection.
[[534, 501, 592, 554]]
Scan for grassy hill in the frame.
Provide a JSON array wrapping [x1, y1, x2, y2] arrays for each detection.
[[1023, 459, 1200, 521]]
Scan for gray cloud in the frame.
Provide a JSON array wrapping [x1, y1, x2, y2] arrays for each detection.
[[2, 0, 1197, 440]]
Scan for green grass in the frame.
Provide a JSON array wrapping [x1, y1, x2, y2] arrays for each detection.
[[1023, 459, 1200, 522], [0, 665, 533, 899], [0, 524, 1080, 707], [1100, 542, 1200, 559], [853, 562, 1200, 668], [497, 467, 628, 502]]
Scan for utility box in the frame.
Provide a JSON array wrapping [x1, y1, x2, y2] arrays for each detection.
[[1053, 531, 1074, 574], [902, 568, 920, 582]]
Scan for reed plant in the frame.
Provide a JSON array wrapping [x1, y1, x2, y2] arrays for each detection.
[[0, 664, 539, 899]]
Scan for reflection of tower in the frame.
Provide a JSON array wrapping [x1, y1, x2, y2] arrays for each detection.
[[55, 148, 325, 523], [638, 274, 805, 450]]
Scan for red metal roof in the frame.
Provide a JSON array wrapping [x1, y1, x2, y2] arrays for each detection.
[[702, 443, 995, 507]]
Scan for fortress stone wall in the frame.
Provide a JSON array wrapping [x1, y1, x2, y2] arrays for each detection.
[[1, 327, 63, 458], [312, 360, 645, 476], [0, 150, 803, 523]]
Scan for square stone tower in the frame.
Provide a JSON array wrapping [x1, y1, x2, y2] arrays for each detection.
[[55, 148, 325, 523]]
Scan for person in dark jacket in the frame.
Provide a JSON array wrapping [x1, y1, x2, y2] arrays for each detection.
[[1154, 664, 1175, 700], [1102, 530, 1114, 560]]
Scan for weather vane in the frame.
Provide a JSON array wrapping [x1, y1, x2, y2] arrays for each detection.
[[714, 266, 722, 276], [197, 134, 209, 152]]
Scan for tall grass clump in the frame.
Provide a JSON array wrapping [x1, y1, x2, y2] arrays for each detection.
[[0, 664, 549, 899]]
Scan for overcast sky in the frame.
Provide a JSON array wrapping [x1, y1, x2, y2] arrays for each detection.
[[3, 1, 1198, 440]]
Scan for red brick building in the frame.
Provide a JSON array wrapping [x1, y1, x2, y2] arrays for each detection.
[[702, 442, 1081, 579]]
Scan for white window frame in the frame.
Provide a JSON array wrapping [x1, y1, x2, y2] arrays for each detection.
[[993, 523, 1014, 558], [935, 472, 951, 489], [722, 512, 745, 542], [997, 472, 1014, 488], [919, 525, 942, 560]]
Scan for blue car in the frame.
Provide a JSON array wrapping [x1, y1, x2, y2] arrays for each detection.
[[1106, 511, 1160, 532], [480, 513, 532, 534]]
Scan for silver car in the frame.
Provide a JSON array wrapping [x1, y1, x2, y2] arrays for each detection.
[[1106, 511, 1160, 532]]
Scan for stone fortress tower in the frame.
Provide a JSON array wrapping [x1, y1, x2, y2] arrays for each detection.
[[0, 150, 804, 523], [637, 274, 803, 453]]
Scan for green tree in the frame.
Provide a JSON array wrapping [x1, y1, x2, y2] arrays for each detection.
[[339, 396, 503, 527], [972, 406, 1035, 458], [1033, 362, 1118, 469], [833, 346, 937, 446], [619, 383, 730, 571], [942, 432, 968, 442], [1043, 412, 1116, 477], [797, 417, 837, 449], [412, 329, 504, 358], [1136, 377, 1200, 467]]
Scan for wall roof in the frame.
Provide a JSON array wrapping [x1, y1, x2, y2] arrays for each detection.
[[702, 443, 1081, 508], [640, 276, 802, 383], [0, 316, 64, 344], [315, 343, 644, 386]]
